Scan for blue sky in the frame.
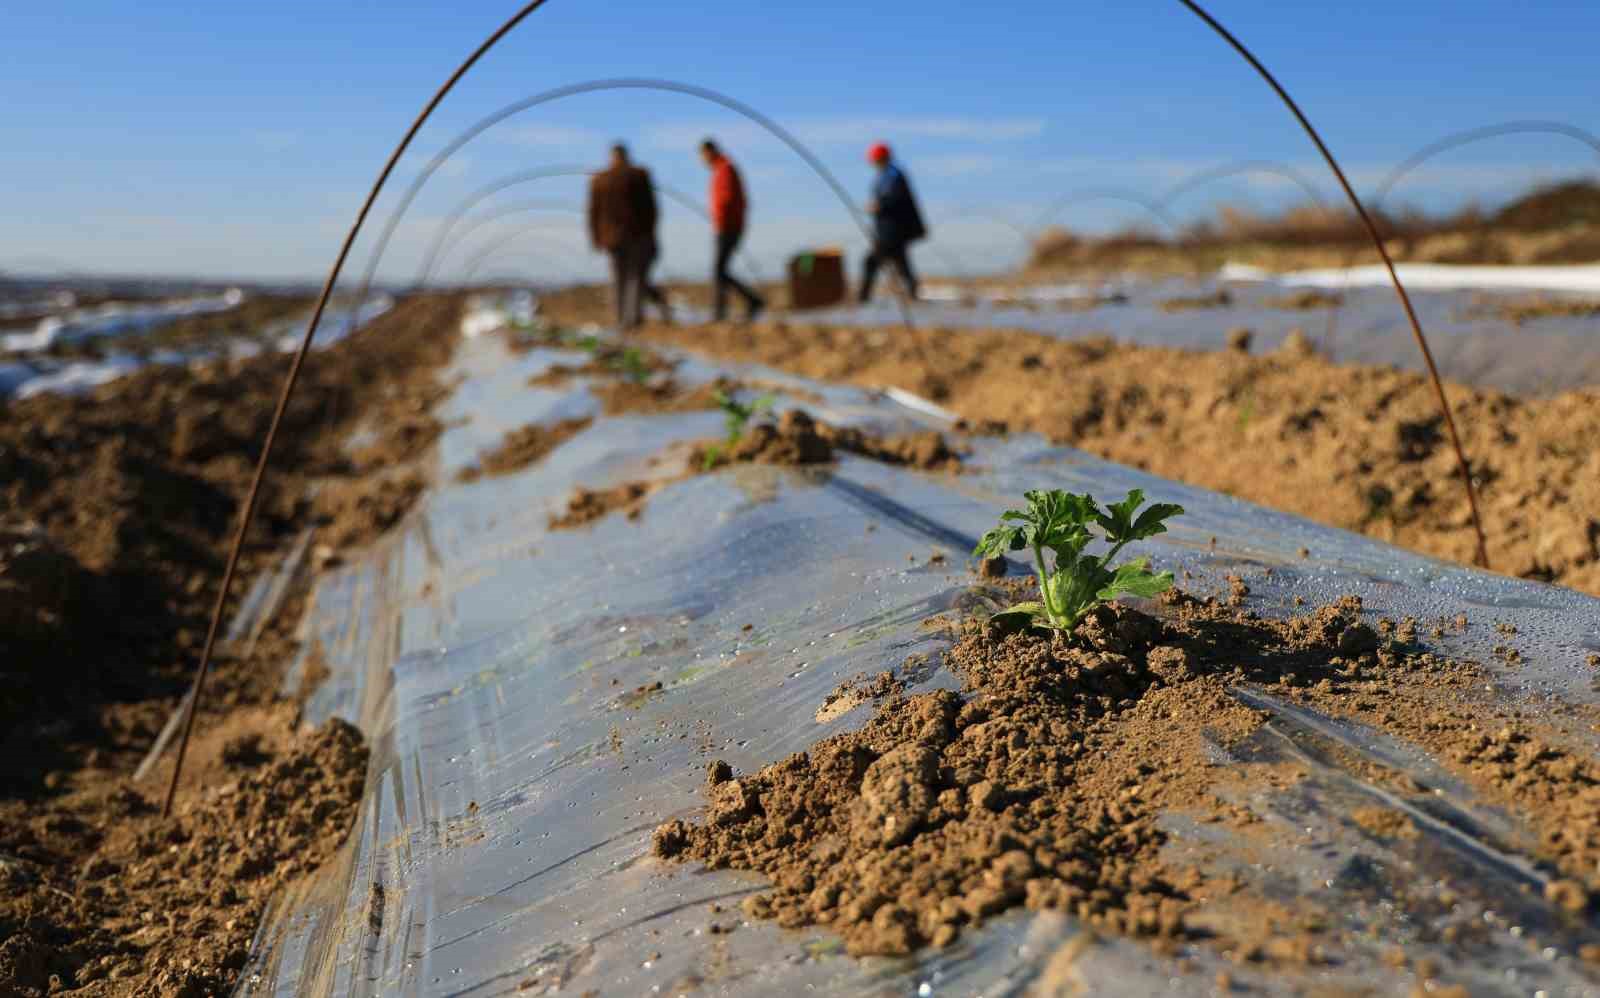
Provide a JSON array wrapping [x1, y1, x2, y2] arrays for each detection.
[[6, 1, 1600, 283]]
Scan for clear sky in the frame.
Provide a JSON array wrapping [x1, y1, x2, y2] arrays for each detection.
[[6, 1, 1600, 284]]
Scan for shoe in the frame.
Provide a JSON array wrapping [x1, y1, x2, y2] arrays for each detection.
[[745, 299, 765, 324]]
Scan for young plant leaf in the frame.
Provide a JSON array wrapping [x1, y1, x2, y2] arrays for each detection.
[[1095, 557, 1175, 601], [976, 487, 1184, 634]]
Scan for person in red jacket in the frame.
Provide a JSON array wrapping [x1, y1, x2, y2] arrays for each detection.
[[700, 138, 765, 322]]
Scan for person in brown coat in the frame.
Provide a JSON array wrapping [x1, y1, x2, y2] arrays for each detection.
[[588, 143, 667, 330]]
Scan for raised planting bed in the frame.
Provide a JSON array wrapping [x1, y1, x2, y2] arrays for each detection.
[[247, 309, 1600, 996]]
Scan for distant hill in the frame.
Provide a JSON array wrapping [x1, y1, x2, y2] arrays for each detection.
[[1492, 180, 1600, 230]]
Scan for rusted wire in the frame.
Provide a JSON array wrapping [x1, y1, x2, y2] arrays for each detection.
[[161, 0, 556, 819], [347, 77, 915, 332], [1177, 0, 1490, 570], [416, 166, 766, 286]]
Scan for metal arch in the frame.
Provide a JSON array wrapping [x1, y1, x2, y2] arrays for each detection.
[[939, 206, 1037, 247], [413, 164, 590, 285], [1372, 119, 1600, 215], [163, 0, 557, 816], [1178, 0, 1489, 569], [456, 223, 583, 286], [352, 77, 914, 329], [431, 201, 585, 279], [462, 249, 570, 283], [1035, 188, 1181, 237], [1159, 160, 1332, 213], [415, 167, 766, 286]]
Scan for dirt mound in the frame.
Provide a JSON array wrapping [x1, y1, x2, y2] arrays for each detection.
[[695, 409, 834, 468], [656, 587, 1593, 973], [591, 378, 730, 417], [633, 319, 1600, 598], [1160, 289, 1233, 312], [0, 295, 458, 993], [695, 409, 960, 473], [0, 520, 92, 649], [1262, 290, 1342, 311], [313, 471, 426, 550], [458, 417, 593, 482], [550, 480, 659, 529], [0, 294, 460, 753], [0, 718, 368, 996], [550, 408, 961, 531], [1462, 294, 1600, 326]]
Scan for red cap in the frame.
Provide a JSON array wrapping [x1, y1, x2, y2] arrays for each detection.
[[867, 142, 890, 165]]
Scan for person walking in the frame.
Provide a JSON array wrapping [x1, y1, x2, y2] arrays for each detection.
[[859, 142, 927, 303], [588, 143, 662, 330], [700, 138, 765, 322]]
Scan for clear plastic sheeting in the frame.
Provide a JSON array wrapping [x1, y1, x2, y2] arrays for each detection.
[[245, 325, 1600, 997], [1, 288, 244, 353], [0, 295, 394, 400]]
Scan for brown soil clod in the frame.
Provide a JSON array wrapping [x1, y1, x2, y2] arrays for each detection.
[[550, 481, 659, 530], [313, 471, 426, 550], [552, 408, 960, 531], [1262, 290, 1342, 311], [1160, 289, 1233, 312], [694, 409, 961, 474], [592, 377, 734, 418], [457, 417, 593, 483], [654, 590, 1600, 964]]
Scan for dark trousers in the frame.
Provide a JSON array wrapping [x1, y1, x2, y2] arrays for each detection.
[[608, 237, 652, 329], [860, 240, 918, 302], [713, 228, 762, 320]]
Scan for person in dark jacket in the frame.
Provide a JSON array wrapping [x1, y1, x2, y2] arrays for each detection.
[[859, 142, 927, 302], [700, 138, 765, 322], [588, 143, 667, 330]]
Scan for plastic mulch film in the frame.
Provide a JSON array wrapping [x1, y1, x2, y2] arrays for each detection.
[[242, 321, 1600, 997]]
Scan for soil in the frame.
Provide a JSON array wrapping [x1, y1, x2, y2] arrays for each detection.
[[312, 471, 427, 549], [1160, 289, 1233, 312], [0, 719, 367, 996], [522, 343, 677, 386], [549, 481, 659, 530], [548, 407, 960, 530], [621, 315, 1600, 598], [654, 586, 1600, 980], [0, 293, 463, 995], [591, 378, 732, 418], [457, 417, 593, 482], [1461, 294, 1600, 326], [1261, 290, 1342, 311], [694, 409, 960, 473]]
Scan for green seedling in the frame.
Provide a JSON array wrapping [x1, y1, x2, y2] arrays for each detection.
[[973, 488, 1184, 631], [609, 346, 652, 384], [703, 388, 775, 470]]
